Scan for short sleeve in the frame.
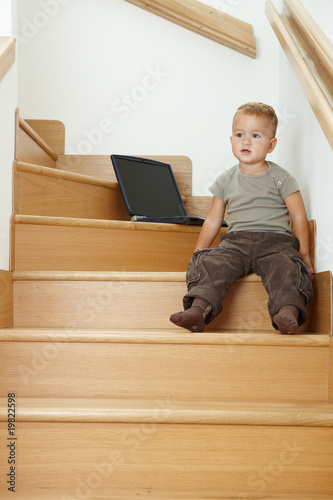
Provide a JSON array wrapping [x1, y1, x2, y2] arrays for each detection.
[[208, 167, 236, 202], [209, 178, 225, 201], [279, 174, 299, 200]]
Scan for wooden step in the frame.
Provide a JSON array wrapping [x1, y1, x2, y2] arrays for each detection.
[[10, 214, 318, 273], [0, 327, 329, 400], [16, 113, 213, 215], [14, 115, 213, 220], [11, 270, 332, 333], [0, 492, 332, 500], [11, 215, 224, 272], [56, 154, 194, 197], [2, 326, 329, 345], [0, 398, 332, 498], [16, 112, 212, 218], [55, 153, 214, 217], [13, 160, 202, 221], [13, 160, 130, 220]]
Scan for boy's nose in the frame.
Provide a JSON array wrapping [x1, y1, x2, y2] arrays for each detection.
[[242, 135, 251, 144]]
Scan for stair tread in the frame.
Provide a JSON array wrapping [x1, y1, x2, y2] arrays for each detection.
[[1, 396, 332, 426], [6, 490, 333, 499], [12, 269, 329, 284], [0, 327, 329, 346], [13, 269, 187, 282], [13, 213, 207, 233]]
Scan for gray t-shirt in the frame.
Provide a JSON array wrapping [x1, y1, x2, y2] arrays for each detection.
[[209, 161, 299, 234]]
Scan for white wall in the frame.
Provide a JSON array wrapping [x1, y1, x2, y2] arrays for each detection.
[[0, 0, 17, 270], [17, 0, 280, 195], [16, 0, 333, 272], [0, 0, 14, 35]]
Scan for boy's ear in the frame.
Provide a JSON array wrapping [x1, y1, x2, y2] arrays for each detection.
[[268, 137, 277, 153]]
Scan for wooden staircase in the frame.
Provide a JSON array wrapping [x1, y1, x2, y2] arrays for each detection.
[[0, 111, 332, 499]]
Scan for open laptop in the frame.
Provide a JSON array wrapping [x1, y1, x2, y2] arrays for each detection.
[[111, 155, 210, 226]]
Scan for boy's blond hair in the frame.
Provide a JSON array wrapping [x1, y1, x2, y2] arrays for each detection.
[[233, 102, 278, 137]]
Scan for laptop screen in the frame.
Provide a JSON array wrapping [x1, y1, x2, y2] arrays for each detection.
[[111, 155, 188, 218]]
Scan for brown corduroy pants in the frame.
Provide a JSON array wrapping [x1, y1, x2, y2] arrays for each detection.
[[183, 232, 313, 330]]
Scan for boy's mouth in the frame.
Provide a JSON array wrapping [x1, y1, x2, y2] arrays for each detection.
[[241, 148, 251, 154]]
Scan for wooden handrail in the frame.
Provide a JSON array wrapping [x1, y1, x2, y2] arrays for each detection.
[[0, 37, 15, 82], [266, 0, 333, 149], [284, 0, 333, 81], [124, 0, 256, 58]]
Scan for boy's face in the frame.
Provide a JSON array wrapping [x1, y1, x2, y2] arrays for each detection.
[[230, 113, 277, 167]]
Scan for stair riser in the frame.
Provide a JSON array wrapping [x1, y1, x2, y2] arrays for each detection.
[[55, 154, 194, 197], [0, 342, 328, 400], [14, 169, 130, 220], [1, 422, 332, 498], [12, 279, 294, 331], [13, 223, 204, 272]]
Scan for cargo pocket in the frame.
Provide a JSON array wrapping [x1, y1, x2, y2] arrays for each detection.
[[186, 248, 213, 290], [291, 256, 313, 305]]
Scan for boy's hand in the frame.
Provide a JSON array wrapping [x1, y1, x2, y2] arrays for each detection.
[[194, 197, 226, 251], [301, 254, 314, 276]]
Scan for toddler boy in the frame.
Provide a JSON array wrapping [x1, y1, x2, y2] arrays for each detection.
[[170, 102, 313, 334]]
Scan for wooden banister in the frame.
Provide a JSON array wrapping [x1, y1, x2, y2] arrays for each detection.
[[284, 0, 333, 81], [266, 0, 333, 149], [124, 0, 256, 58], [0, 37, 15, 82]]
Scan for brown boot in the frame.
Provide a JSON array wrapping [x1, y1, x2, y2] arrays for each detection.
[[170, 298, 213, 332]]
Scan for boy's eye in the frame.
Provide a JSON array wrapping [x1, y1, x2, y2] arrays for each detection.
[[235, 133, 243, 137], [252, 133, 260, 138]]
